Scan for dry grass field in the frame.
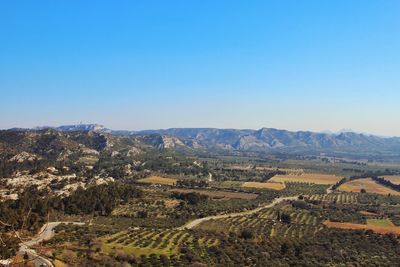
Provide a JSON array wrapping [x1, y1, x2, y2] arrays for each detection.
[[359, 211, 378, 216], [169, 188, 258, 199], [163, 199, 181, 208], [382, 175, 400, 185], [269, 173, 342, 185], [324, 220, 400, 235], [137, 176, 177, 185], [338, 178, 400, 195], [241, 182, 285, 190], [255, 167, 304, 175], [54, 259, 68, 267]]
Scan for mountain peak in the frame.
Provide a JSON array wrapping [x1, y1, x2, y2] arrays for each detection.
[[57, 124, 106, 132], [32, 124, 109, 133]]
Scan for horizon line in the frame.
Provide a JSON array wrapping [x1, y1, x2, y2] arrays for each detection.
[[1, 123, 397, 138]]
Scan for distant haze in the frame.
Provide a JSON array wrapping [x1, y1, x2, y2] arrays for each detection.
[[1, 1, 400, 136]]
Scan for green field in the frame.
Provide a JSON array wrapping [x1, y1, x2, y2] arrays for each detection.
[[367, 219, 395, 227], [102, 228, 218, 258]]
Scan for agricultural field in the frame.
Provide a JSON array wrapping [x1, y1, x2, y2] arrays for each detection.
[[339, 178, 400, 195], [359, 211, 378, 216], [169, 188, 258, 200], [283, 182, 329, 195], [276, 158, 396, 176], [225, 164, 303, 175], [367, 219, 395, 227], [137, 176, 177, 185], [112, 192, 180, 218], [382, 175, 400, 185], [5, 148, 400, 266], [214, 180, 243, 188], [241, 181, 285, 190], [308, 192, 359, 204], [255, 167, 303, 175], [102, 228, 219, 258], [270, 173, 342, 185], [196, 204, 324, 239], [54, 259, 68, 267], [324, 220, 400, 235]]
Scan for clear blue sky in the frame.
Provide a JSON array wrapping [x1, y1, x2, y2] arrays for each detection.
[[1, 1, 400, 136]]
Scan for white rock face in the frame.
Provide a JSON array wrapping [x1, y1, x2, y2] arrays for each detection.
[[161, 135, 185, 149], [131, 160, 142, 167], [193, 161, 203, 167], [126, 147, 141, 156], [57, 150, 73, 161], [92, 176, 115, 185], [47, 167, 59, 174], [124, 164, 133, 175], [5, 172, 80, 198], [9, 152, 40, 163], [56, 182, 87, 196], [0, 259, 12, 265], [79, 145, 100, 156], [111, 151, 120, 157], [56, 123, 106, 132], [0, 190, 18, 201]]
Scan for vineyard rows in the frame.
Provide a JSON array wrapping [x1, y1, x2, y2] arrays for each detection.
[[309, 193, 358, 204], [104, 228, 218, 257], [200, 206, 324, 240]]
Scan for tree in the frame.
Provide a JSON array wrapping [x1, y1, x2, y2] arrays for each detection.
[[281, 243, 289, 254], [295, 246, 302, 258], [292, 200, 307, 209], [280, 213, 291, 224], [240, 229, 253, 240], [23, 251, 30, 260]]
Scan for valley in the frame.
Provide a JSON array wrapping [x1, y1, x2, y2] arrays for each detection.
[[1, 126, 400, 266], [4, 1, 400, 265]]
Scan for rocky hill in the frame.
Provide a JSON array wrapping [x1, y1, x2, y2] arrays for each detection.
[[136, 127, 400, 158], [3, 124, 400, 160]]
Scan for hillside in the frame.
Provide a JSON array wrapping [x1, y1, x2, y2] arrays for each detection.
[[5, 124, 400, 160], [136, 127, 400, 159], [2, 126, 400, 267]]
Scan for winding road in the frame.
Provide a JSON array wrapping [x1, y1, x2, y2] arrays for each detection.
[[19, 222, 84, 267], [179, 195, 299, 230], [16, 194, 303, 265]]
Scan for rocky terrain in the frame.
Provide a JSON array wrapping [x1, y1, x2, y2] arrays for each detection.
[[24, 124, 400, 159]]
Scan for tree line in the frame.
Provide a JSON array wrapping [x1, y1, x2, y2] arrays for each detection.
[[371, 176, 400, 192]]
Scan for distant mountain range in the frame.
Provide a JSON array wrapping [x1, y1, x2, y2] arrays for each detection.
[[5, 124, 400, 159]]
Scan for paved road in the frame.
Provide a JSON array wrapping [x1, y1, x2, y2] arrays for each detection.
[[179, 195, 299, 230], [19, 222, 84, 267]]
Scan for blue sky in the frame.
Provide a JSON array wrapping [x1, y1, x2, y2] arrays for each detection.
[[1, 1, 400, 136]]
